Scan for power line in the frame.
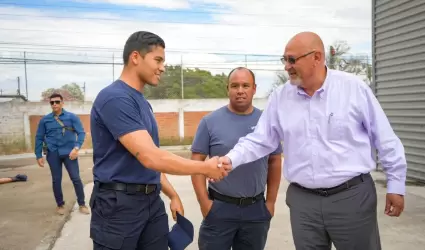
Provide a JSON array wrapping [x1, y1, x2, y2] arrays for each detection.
[[0, 48, 371, 63], [0, 56, 286, 72], [0, 42, 284, 57], [0, 13, 371, 30]]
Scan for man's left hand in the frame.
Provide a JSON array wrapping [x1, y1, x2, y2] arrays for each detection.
[[265, 200, 275, 217], [69, 148, 79, 160], [170, 195, 184, 221], [385, 193, 404, 217]]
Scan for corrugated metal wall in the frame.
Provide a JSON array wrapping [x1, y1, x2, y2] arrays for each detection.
[[372, 0, 425, 182]]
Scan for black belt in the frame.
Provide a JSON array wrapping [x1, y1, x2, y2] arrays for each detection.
[[208, 188, 264, 206], [292, 173, 370, 197], [98, 182, 157, 194]]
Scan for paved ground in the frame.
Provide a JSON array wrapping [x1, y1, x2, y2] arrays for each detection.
[[0, 149, 190, 250], [53, 170, 425, 250], [0, 155, 94, 250], [1, 151, 425, 250]]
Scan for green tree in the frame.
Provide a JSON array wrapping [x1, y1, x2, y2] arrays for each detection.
[[144, 65, 228, 99], [327, 40, 372, 84], [267, 71, 288, 97], [41, 82, 84, 101]]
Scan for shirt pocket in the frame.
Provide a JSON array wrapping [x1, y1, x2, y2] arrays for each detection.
[[326, 113, 348, 141]]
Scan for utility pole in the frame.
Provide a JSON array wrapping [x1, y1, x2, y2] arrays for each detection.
[[0, 89, 2, 95], [180, 55, 184, 99], [17, 76, 21, 95], [329, 46, 336, 69], [83, 81, 86, 101], [245, 55, 247, 67], [112, 53, 115, 81], [24, 51, 28, 99]]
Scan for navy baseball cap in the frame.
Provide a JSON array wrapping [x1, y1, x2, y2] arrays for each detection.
[[168, 212, 194, 250]]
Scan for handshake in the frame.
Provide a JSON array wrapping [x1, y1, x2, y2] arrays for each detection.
[[201, 156, 232, 182]]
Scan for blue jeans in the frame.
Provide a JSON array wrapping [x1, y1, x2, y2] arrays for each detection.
[[46, 150, 85, 206]]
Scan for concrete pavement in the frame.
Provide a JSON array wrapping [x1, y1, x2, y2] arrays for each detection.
[[50, 171, 425, 250], [0, 146, 191, 170]]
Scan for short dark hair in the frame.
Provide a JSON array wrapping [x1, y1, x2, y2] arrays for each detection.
[[122, 31, 166, 65], [49, 93, 63, 100], [227, 67, 256, 85]]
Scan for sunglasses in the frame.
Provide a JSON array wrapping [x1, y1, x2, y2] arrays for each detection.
[[50, 100, 61, 105], [281, 51, 316, 65]]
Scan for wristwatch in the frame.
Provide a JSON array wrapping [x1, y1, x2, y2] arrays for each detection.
[[74, 146, 80, 151]]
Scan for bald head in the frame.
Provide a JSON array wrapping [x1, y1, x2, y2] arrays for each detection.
[[286, 32, 325, 60], [283, 32, 327, 91], [228, 67, 255, 85]]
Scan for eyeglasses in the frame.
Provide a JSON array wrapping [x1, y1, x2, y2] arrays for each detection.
[[281, 51, 316, 65], [50, 100, 61, 105]]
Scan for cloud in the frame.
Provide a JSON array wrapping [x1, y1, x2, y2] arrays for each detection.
[[0, 0, 372, 101], [78, 0, 191, 9]]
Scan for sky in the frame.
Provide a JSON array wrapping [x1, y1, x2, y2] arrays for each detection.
[[0, 0, 372, 101]]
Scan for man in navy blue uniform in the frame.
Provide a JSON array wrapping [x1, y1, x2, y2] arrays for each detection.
[[89, 31, 229, 250], [35, 93, 89, 215], [191, 67, 283, 250]]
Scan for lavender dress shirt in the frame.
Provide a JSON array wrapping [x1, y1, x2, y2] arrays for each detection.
[[226, 69, 407, 195]]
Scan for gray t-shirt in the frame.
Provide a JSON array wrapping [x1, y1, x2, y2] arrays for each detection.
[[191, 105, 283, 197]]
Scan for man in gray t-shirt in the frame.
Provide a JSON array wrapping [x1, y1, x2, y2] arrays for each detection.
[[191, 67, 283, 250]]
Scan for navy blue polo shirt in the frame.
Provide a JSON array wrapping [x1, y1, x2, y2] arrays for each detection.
[[90, 80, 160, 184]]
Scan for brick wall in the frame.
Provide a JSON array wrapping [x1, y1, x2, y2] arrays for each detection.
[[184, 111, 211, 139], [154, 112, 179, 139], [0, 98, 268, 155]]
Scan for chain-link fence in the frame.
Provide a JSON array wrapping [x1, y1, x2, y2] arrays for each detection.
[[0, 50, 372, 102]]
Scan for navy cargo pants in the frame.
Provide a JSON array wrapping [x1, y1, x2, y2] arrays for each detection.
[[198, 189, 272, 250], [89, 182, 169, 250], [46, 150, 85, 206]]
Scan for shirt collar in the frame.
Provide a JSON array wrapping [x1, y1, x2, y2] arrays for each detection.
[[51, 108, 66, 116], [296, 66, 330, 99]]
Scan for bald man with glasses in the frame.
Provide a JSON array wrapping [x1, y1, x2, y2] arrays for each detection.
[[216, 31, 407, 250]]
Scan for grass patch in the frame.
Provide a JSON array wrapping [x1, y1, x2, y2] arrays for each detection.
[[0, 136, 28, 155], [159, 137, 193, 146]]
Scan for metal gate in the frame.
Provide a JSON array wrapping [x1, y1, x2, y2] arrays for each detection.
[[372, 0, 425, 182]]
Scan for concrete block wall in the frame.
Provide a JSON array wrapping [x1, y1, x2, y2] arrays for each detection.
[[0, 98, 268, 155]]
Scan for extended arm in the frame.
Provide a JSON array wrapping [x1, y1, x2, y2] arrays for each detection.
[[361, 84, 407, 195], [99, 97, 226, 178], [226, 89, 282, 169], [72, 114, 86, 148], [34, 118, 46, 159], [119, 131, 214, 175]]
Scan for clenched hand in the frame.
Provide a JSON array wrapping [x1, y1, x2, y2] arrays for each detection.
[[385, 193, 404, 217]]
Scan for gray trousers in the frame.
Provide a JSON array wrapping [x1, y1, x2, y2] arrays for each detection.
[[286, 173, 381, 250]]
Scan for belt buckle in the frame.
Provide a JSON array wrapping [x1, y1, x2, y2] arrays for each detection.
[[321, 190, 329, 197], [144, 184, 155, 194], [144, 185, 150, 194], [238, 197, 247, 206]]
